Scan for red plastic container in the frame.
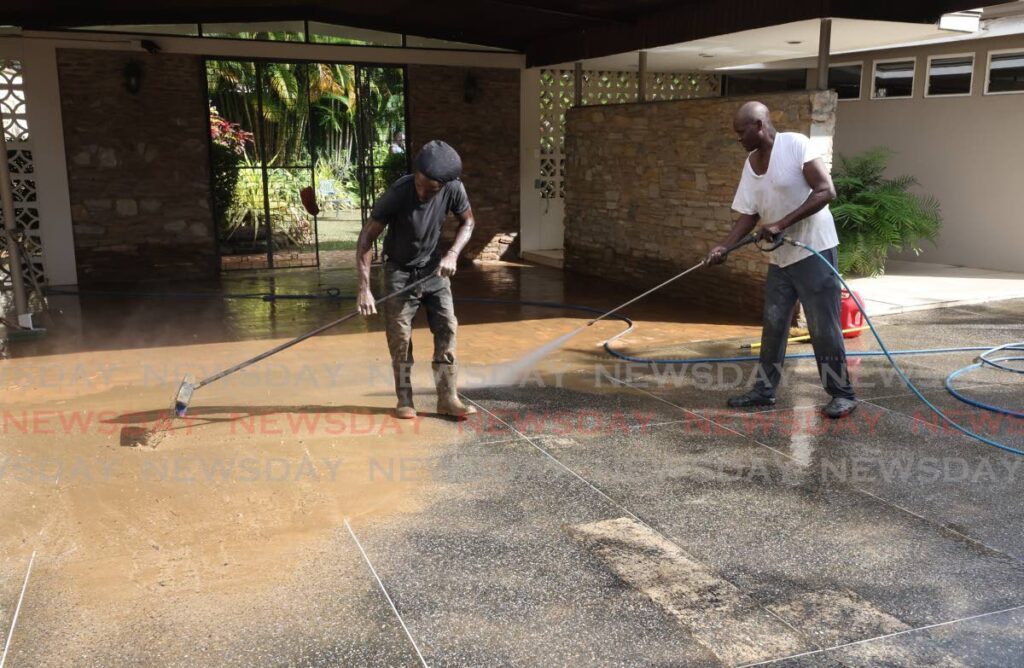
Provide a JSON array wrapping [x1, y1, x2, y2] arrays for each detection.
[[840, 289, 865, 338]]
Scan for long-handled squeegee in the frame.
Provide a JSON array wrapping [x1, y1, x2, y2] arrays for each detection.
[[586, 233, 763, 327], [172, 273, 436, 418]]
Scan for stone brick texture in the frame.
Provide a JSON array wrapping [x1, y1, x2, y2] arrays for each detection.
[[564, 91, 837, 316], [58, 49, 217, 283], [407, 65, 520, 262]]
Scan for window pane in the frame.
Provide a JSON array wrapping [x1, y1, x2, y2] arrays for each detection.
[[72, 24, 199, 36], [201, 21, 305, 41], [828, 64, 861, 99], [873, 60, 914, 98], [721, 69, 806, 96], [308, 22, 402, 46], [928, 56, 973, 96], [404, 35, 514, 51], [988, 52, 1024, 93]]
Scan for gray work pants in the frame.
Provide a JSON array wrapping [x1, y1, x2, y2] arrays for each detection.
[[754, 247, 855, 399]]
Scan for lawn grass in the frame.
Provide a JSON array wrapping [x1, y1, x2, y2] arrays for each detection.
[[317, 213, 362, 252]]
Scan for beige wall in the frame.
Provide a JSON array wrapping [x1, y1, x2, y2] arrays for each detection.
[[812, 34, 1024, 272]]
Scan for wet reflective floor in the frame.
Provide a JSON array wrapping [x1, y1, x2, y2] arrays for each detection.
[[9, 261, 759, 357], [2, 261, 1023, 666]]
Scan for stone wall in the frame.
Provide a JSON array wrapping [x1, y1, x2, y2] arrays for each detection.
[[564, 91, 837, 315], [58, 49, 216, 283], [407, 65, 520, 262]]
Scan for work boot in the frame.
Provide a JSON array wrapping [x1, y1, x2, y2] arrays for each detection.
[[824, 396, 858, 419], [726, 389, 777, 408], [432, 363, 477, 419], [393, 362, 417, 420]]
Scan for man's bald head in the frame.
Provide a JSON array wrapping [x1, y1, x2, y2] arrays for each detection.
[[733, 101, 775, 152], [735, 101, 770, 126]]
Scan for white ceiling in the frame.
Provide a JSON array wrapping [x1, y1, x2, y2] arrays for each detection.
[[549, 14, 1020, 73]]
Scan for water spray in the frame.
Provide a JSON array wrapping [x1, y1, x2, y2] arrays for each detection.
[[482, 234, 771, 387], [586, 233, 767, 327]]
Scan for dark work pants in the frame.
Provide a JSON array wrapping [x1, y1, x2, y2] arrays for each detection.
[[754, 247, 855, 399]]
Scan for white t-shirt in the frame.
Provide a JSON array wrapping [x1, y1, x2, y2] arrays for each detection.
[[731, 132, 839, 268]]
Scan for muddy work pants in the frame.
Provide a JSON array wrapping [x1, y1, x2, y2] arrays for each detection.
[[382, 262, 458, 368]]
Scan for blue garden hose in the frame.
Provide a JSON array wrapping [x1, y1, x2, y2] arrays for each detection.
[[779, 239, 1024, 456], [945, 342, 1024, 420], [44, 264, 1022, 454]]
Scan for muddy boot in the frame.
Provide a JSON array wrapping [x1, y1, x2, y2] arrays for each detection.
[[393, 362, 416, 419], [432, 363, 477, 418]]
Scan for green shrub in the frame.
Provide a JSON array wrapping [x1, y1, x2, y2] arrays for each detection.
[[210, 143, 241, 230], [831, 148, 942, 277], [380, 150, 409, 193]]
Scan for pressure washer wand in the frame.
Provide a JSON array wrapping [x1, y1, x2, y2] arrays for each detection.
[[586, 233, 757, 327], [172, 272, 437, 418]]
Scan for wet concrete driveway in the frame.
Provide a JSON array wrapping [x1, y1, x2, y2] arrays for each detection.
[[2, 262, 1023, 666]]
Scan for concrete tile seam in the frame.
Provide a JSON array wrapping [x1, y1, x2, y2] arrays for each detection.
[[855, 399, 1024, 561], [459, 393, 811, 649], [343, 520, 429, 668], [711, 394, 1022, 563], [641, 418, 709, 430], [736, 602, 1024, 667], [850, 484, 1018, 563], [610, 376, 803, 464], [620, 377, 1024, 567], [607, 373, 853, 418], [0, 550, 35, 668], [459, 394, 651, 527], [862, 397, 1017, 455]]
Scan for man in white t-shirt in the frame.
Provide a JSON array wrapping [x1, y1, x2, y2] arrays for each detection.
[[707, 101, 857, 419]]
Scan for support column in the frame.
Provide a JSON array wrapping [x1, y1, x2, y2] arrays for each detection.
[[638, 51, 648, 102], [0, 107, 30, 324], [573, 61, 582, 106], [816, 18, 832, 90]]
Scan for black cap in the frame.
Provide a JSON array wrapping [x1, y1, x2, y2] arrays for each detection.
[[413, 140, 462, 182]]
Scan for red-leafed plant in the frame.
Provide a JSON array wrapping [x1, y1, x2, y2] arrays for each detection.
[[209, 106, 254, 156]]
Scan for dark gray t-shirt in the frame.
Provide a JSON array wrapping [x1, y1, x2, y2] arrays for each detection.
[[371, 175, 471, 268]]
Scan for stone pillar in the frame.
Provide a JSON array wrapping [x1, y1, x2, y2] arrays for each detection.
[[563, 91, 839, 315]]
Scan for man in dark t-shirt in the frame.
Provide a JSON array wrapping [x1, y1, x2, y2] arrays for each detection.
[[356, 140, 477, 420]]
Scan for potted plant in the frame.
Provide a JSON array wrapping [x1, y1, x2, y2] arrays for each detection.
[[831, 148, 942, 277]]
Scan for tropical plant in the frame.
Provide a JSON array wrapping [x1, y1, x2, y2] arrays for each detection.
[[209, 106, 254, 229], [831, 148, 942, 277], [380, 150, 409, 192], [206, 59, 406, 250]]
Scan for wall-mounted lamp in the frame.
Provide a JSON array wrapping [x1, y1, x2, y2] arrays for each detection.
[[463, 72, 481, 103], [124, 60, 143, 95]]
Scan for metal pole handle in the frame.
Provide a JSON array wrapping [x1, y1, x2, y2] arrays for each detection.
[[196, 272, 437, 389]]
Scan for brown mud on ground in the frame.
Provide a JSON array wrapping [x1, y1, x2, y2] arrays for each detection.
[[0, 264, 761, 662]]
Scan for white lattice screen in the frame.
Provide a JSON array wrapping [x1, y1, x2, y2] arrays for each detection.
[[537, 68, 720, 200], [1, 58, 45, 291]]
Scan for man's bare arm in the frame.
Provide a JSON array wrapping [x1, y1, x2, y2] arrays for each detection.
[[776, 158, 837, 231], [356, 219, 386, 315], [439, 207, 475, 278]]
